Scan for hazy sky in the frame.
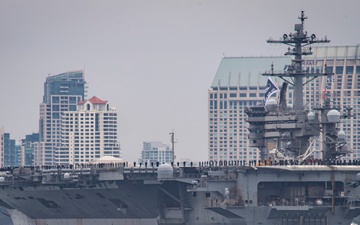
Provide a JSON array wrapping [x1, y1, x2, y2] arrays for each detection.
[[1, 0, 359, 163]]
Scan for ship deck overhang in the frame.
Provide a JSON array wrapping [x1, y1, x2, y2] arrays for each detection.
[[267, 206, 327, 219]]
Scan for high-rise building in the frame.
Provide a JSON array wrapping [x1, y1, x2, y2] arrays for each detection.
[[56, 96, 121, 165], [35, 71, 86, 165], [0, 128, 17, 167], [140, 141, 173, 164], [208, 45, 360, 162], [20, 133, 39, 166]]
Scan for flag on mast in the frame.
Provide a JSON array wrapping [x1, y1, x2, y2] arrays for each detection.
[[322, 75, 332, 100], [264, 77, 279, 105]]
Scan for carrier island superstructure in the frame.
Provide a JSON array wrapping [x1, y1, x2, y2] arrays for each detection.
[[1, 11, 360, 225]]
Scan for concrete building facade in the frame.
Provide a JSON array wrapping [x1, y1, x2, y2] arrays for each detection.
[[56, 96, 121, 164]]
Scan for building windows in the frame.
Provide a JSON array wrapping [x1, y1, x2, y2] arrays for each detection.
[[356, 66, 360, 74], [336, 66, 343, 74], [52, 105, 60, 111], [346, 66, 354, 74], [52, 96, 60, 103], [53, 113, 60, 119]]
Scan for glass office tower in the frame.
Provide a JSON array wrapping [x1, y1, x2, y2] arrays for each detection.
[[0, 128, 17, 167], [35, 71, 86, 165]]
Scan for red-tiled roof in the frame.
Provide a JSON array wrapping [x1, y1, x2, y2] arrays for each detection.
[[78, 96, 108, 105]]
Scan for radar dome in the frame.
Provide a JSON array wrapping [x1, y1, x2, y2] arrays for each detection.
[[157, 163, 173, 179], [337, 130, 346, 140], [307, 112, 316, 121], [327, 109, 341, 123], [266, 99, 278, 112], [315, 198, 323, 206], [64, 173, 70, 180]]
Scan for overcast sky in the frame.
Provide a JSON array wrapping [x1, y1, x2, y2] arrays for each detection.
[[1, 0, 359, 163]]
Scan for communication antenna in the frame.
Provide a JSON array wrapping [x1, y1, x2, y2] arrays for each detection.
[[264, 10, 330, 110], [169, 131, 177, 163]]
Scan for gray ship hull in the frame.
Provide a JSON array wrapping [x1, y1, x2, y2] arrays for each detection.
[[0, 181, 158, 219], [0, 165, 360, 225], [0, 177, 159, 225]]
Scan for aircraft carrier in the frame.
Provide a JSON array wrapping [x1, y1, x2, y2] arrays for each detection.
[[1, 11, 360, 225]]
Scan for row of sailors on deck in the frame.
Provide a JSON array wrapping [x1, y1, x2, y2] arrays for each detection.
[[208, 159, 360, 167], [0, 158, 359, 172]]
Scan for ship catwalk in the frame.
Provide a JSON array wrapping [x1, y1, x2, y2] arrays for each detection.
[[1, 11, 360, 225], [1, 161, 360, 225]]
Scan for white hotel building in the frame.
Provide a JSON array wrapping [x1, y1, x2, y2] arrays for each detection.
[[56, 96, 121, 165]]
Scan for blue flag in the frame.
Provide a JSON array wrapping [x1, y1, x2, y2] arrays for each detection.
[[264, 77, 279, 105]]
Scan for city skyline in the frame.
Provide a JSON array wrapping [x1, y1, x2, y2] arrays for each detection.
[[1, 1, 360, 163]]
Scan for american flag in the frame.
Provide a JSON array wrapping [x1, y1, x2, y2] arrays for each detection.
[[322, 75, 332, 99]]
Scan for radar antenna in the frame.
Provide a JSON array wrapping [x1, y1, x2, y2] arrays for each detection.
[[264, 10, 330, 110]]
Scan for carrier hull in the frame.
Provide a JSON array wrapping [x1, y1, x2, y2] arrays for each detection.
[[1, 165, 359, 225]]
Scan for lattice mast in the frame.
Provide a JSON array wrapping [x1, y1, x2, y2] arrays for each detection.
[[264, 11, 330, 110]]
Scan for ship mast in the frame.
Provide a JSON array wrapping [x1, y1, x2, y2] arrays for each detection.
[[264, 11, 330, 111], [246, 11, 349, 162]]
